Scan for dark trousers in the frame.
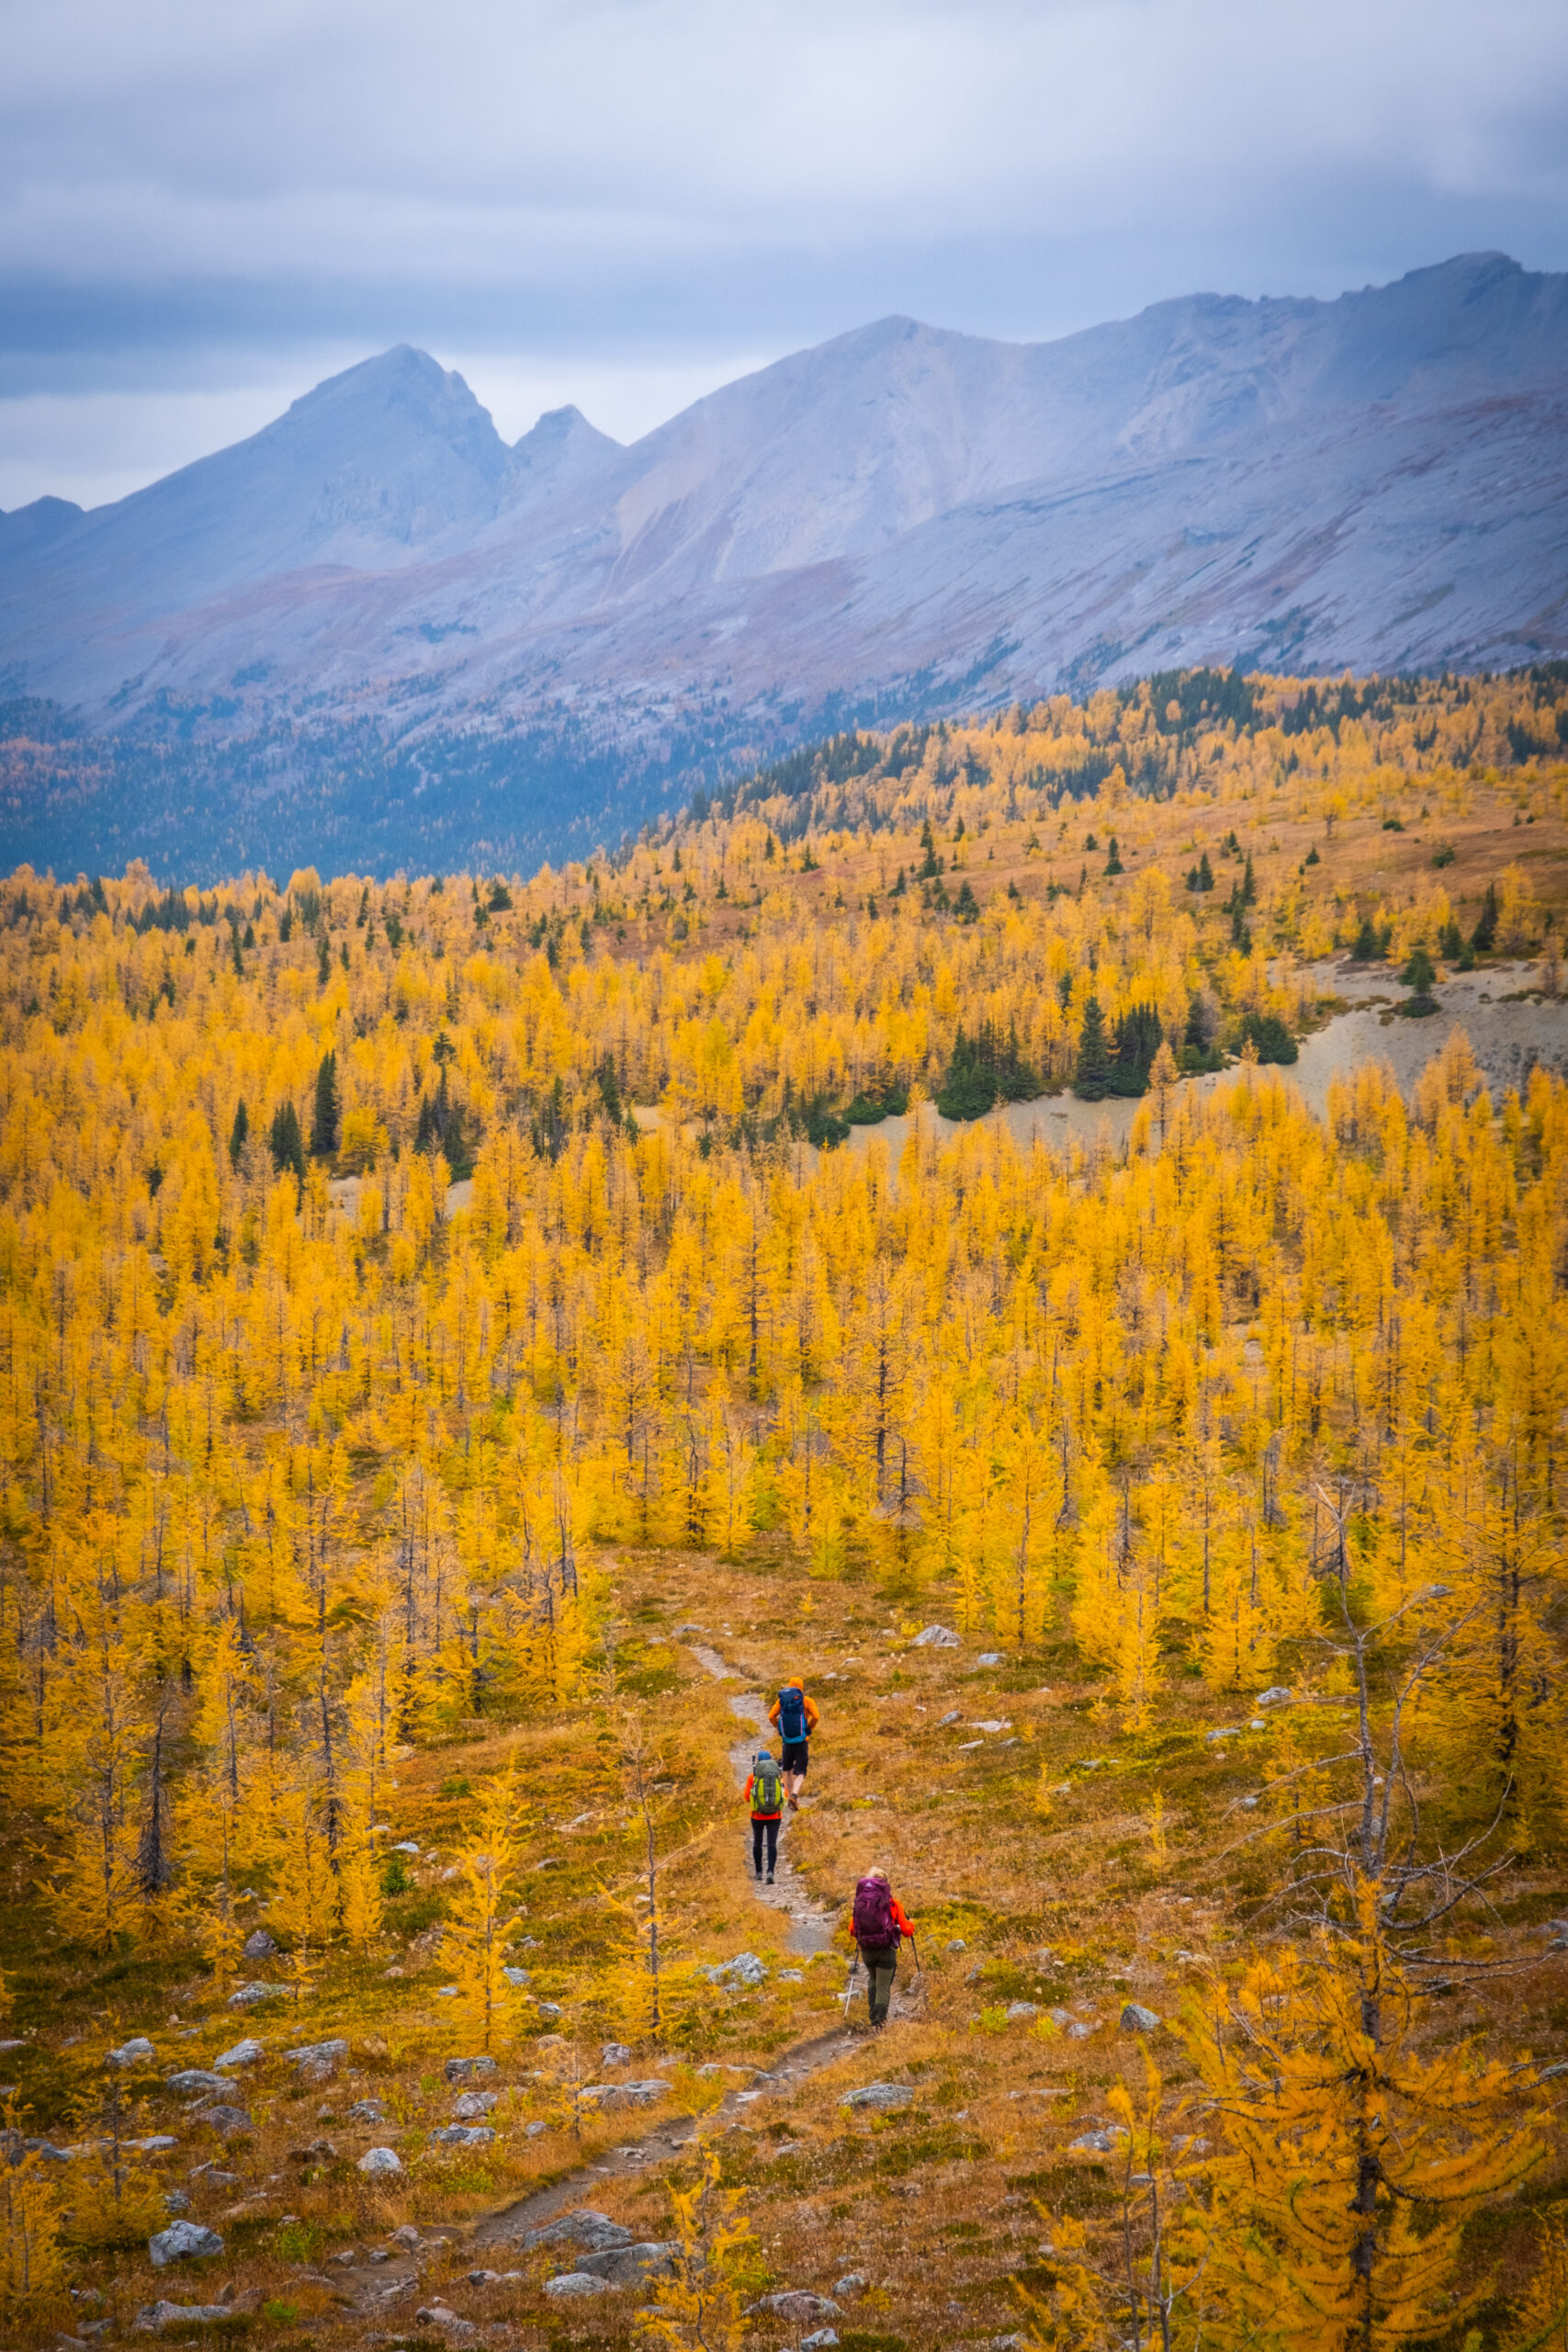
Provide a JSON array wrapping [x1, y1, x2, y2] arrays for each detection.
[[751, 1816, 780, 1873], [861, 1944, 897, 2023]]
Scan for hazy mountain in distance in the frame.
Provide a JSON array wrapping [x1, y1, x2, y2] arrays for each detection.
[[2, 251, 1565, 878]]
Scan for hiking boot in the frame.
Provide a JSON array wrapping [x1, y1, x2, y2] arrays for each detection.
[[766, 1871, 774, 1883], [787, 1793, 800, 1811]]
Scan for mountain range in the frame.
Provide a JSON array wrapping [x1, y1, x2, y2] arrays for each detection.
[[3, 250, 1566, 878]]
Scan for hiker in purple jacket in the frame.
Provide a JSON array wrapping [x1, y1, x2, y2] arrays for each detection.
[[849, 1869, 915, 2028]]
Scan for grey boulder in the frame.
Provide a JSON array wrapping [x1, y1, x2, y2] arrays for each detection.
[[133, 2301, 233, 2332], [166, 2071, 229, 2098], [226, 1983, 278, 2007], [108, 2038, 155, 2068], [524, 2210, 633, 2256], [911, 1624, 959, 1648], [357, 2146, 401, 2176], [577, 2241, 678, 2286], [1120, 2003, 1161, 2033], [840, 2083, 911, 2112], [241, 1928, 277, 1958], [213, 2039, 264, 2070], [753, 2290, 841, 2321], [453, 2090, 497, 2119], [581, 2079, 671, 2110], [705, 1952, 766, 1987], [429, 2125, 494, 2146], [543, 2272, 608, 2299], [444, 2055, 498, 2083], [148, 2220, 224, 2267], [1006, 2002, 1039, 2021], [193, 2106, 252, 2137]]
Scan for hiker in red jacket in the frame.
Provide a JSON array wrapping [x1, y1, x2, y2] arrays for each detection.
[[744, 1749, 785, 1883], [849, 1869, 915, 2028], [768, 1679, 820, 1810]]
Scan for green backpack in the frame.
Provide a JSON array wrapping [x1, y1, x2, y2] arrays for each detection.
[[752, 1755, 784, 1813]]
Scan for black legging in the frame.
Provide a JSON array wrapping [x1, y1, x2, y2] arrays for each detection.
[[751, 1816, 780, 1872]]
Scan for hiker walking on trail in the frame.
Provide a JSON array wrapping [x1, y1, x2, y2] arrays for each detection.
[[768, 1679, 819, 1809], [745, 1750, 785, 1883], [850, 1869, 915, 2029]]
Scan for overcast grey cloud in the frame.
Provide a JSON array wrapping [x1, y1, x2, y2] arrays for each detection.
[[3, 0, 1566, 507]]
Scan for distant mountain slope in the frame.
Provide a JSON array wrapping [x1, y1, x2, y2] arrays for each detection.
[[2, 252, 1565, 876]]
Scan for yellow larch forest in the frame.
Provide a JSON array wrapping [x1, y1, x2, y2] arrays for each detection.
[[1, 663, 1566, 2350]]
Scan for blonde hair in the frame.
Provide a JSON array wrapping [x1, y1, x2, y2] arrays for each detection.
[[863, 1868, 888, 1883]]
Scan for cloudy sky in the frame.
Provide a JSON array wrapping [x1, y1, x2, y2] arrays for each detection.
[[3, 0, 1566, 510]]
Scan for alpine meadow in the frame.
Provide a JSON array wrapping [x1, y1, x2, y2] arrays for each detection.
[[3, 662, 1568, 2352]]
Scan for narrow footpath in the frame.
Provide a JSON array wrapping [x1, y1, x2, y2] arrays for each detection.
[[344, 1643, 865, 2315]]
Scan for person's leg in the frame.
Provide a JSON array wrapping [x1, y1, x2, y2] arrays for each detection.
[[867, 1952, 897, 2026], [764, 1817, 779, 1880], [751, 1817, 764, 1878]]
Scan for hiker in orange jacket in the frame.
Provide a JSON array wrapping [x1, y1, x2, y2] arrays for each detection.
[[767, 1680, 820, 1810], [848, 1869, 915, 2028], [744, 1749, 785, 1883]]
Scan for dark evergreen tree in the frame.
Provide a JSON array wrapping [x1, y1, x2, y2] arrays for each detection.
[[268, 1101, 305, 1182], [1073, 995, 1114, 1100], [229, 1098, 249, 1169], [1472, 882, 1499, 954], [1104, 835, 1124, 876], [310, 1050, 340, 1159], [918, 820, 942, 881], [1351, 914, 1381, 960], [1239, 1012, 1299, 1063]]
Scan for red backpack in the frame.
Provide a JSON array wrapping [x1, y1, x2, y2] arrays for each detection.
[[852, 1875, 897, 1951]]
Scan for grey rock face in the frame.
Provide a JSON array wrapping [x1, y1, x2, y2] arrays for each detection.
[[428, 2125, 494, 2146], [148, 2220, 224, 2266], [11, 254, 1564, 877], [166, 2071, 230, 2098], [543, 2272, 610, 2298], [213, 2040, 264, 2070], [226, 1984, 278, 2008], [840, 2083, 911, 2112]]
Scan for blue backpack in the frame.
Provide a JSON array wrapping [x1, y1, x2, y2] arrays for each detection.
[[777, 1686, 807, 1742]]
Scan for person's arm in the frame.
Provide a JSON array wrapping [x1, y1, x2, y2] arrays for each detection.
[[892, 1898, 915, 1938], [744, 1774, 756, 1805], [804, 1694, 821, 1733], [767, 1698, 781, 1727]]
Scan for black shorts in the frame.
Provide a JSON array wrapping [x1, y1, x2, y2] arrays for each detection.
[[781, 1739, 809, 1775]]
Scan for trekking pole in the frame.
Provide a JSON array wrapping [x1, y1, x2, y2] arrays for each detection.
[[841, 1951, 860, 2023]]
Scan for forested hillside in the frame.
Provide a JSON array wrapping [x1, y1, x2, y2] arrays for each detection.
[[1, 666, 1566, 2348]]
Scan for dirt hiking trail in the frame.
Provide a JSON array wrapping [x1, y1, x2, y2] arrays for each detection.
[[344, 1644, 875, 2313]]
